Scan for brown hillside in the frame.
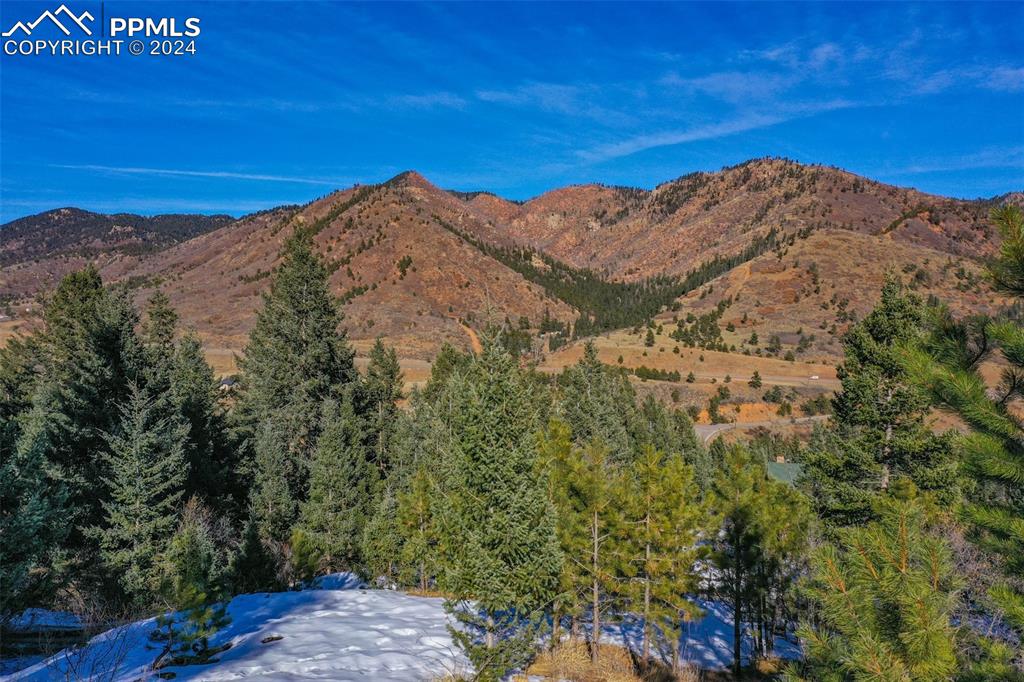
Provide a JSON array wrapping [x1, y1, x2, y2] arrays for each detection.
[[99, 176, 575, 358], [0, 160, 1012, 371], [648, 228, 1005, 363], [457, 158, 997, 280]]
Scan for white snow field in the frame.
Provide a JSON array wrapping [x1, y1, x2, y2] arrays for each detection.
[[6, 575, 470, 681], [4, 575, 799, 681], [595, 598, 800, 671]]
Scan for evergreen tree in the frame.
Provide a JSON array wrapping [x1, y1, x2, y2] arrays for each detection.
[[905, 204, 1024, 639], [632, 394, 696, 456], [536, 419, 578, 646], [236, 232, 357, 515], [162, 497, 228, 608], [618, 446, 705, 670], [987, 204, 1024, 295], [396, 465, 439, 592], [249, 421, 296, 544], [786, 494, 960, 682], [631, 394, 709, 490], [297, 396, 374, 571], [538, 424, 624, 664], [361, 393, 441, 585], [97, 383, 188, 605], [154, 498, 231, 666], [142, 290, 179, 353], [289, 529, 319, 585], [33, 268, 145, 551], [437, 342, 562, 681], [556, 342, 636, 460], [139, 293, 232, 509], [798, 424, 881, 536], [362, 489, 403, 585], [711, 446, 766, 676], [228, 519, 281, 594], [751, 472, 811, 661], [831, 277, 958, 505], [710, 446, 808, 674], [748, 370, 762, 389], [361, 338, 403, 478], [0, 335, 40, 420], [571, 441, 620, 664], [422, 343, 470, 403], [0, 404, 68, 615], [171, 332, 233, 508]]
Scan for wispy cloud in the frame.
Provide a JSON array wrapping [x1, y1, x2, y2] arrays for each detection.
[[53, 165, 349, 186], [475, 82, 634, 126], [577, 100, 855, 163], [659, 70, 797, 103], [983, 66, 1024, 93], [741, 36, 1024, 97], [388, 91, 467, 110], [740, 40, 852, 72], [882, 146, 1024, 176]]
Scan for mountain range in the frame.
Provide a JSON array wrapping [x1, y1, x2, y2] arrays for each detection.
[[1, 158, 1015, 365]]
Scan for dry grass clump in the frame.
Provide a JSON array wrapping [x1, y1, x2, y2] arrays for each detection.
[[525, 640, 641, 682], [754, 657, 784, 675], [674, 663, 702, 682]]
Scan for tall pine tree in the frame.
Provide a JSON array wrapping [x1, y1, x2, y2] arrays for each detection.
[[360, 338, 403, 479], [710, 445, 808, 674], [171, 332, 233, 508], [249, 420, 296, 543], [1, 404, 68, 615], [822, 277, 959, 516], [236, 232, 357, 534], [618, 446, 706, 670], [96, 383, 187, 605], [834, 277, 959, 496], [798, 424, 880, 537], [556, 342, 637, 460], [905, 204, 1024, 639], [396, 465, 440, 592], [33, 268, 145, 554], [297, 396, 375, 572], [436, 342, 562, 681], [786, 493, 960, 682]]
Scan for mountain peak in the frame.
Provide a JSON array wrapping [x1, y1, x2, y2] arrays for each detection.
[[384, 170, 436, 191]]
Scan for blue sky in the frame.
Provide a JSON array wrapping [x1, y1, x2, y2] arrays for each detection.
[[1, 1, 1022, 222]]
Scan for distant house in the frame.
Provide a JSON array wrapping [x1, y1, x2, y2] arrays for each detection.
[[767, 459, 803, 487], [219, 376, 238, 392]]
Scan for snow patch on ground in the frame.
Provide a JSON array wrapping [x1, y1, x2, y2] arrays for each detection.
[[6, 575, 469, 681], [4, 575, 799, 680], [596, 599, 800, 671], [4, 609, 84, 633]]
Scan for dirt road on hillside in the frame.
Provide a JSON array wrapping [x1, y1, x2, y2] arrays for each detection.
[[695, 415, 829, 444]]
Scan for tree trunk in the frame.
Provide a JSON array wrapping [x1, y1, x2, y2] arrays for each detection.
[[592, 509, 601, 665], [671, 629, 680, 674], [643, 529, 651, 665], [551, 608, 561, 652], [757, 583, 765, 659], [733, 570, 742, 677], [881, 387, 895, 490]]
